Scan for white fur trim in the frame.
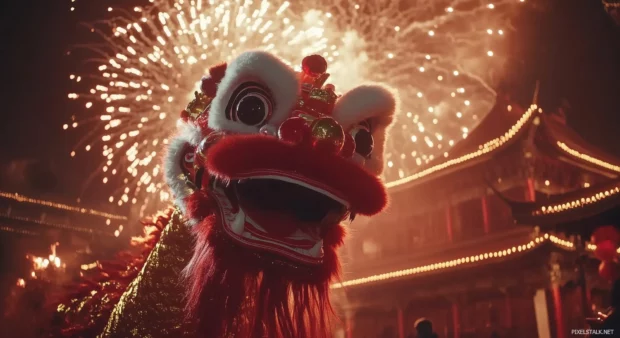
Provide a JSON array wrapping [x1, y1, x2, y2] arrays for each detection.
[[332, 84, 398, 176], [208, 51, 300, 133], [164, 120, 202, 217]]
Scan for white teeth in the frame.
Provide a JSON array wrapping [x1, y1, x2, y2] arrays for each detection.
[[245, 216, 267, 233], [230, 209, 246, 235], [286, 228, 320, 241], [308, 240, 323, 257]]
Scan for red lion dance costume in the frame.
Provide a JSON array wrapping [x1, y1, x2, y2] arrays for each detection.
[[53, 52, 397, 338]]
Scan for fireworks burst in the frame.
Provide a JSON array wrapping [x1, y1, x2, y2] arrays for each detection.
[[66, 0, 524, 217]]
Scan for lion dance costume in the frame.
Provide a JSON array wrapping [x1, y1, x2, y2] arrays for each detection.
[[52, 52, 397, 338]]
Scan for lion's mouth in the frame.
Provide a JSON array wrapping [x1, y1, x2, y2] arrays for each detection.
[[211, 175, 351, 265]]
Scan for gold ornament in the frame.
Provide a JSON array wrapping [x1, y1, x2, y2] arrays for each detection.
[[308, 87, 337, 105], [311, 117, 345, 153], [101, 209, 195, 337], [185, 91, 213, 120]]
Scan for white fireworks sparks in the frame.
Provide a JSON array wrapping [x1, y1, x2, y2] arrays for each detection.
[[66, 0, 524, 213]]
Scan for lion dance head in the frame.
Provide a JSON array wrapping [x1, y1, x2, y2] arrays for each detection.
[[164, 51, 397, 338]]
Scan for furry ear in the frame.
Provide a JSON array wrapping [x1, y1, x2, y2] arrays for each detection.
[[201, 63, 228, 97], [208, 51, 300, 133], [164, 120, 203, 216], [332, 84, 398, 176]]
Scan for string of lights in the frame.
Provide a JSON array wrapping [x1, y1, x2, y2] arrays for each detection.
[[0, 213, 114, 236], [0, 191, 127, 221], [536, 185, 620, 215], [331, 232, 573, 289], [386, 104, 540, 188], [0, 225, 40, 236], [556, 141, 620, 174]]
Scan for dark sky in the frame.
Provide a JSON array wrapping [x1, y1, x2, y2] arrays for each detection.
[[0, 0, 619, 206]]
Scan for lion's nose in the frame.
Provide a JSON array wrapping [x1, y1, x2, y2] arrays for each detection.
[[275, 116, 350, 156]]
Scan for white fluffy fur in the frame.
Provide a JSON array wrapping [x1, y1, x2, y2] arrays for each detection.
[[332, 84, 398, 175], [164, 121, 203, 217], [208, 51, 300, 133]]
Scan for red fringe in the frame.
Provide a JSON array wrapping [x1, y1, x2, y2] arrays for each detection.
[[48, 208, 175, 338], [183, 210, 345, 338]]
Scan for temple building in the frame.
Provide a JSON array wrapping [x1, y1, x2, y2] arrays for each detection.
[[331, 93, 620, 338]]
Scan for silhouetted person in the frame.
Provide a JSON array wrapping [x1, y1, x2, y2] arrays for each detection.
[[414, 318, 438, 338], [591, 279, 620, 337]]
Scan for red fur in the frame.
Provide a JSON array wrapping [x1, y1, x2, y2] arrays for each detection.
[[184, 190, 215, 221], [183, 210, 345, 338], [204, 134, 388, 215]]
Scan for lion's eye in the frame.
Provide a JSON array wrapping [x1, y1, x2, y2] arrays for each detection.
[[351, 124, 374, 158], [226, 82, 273, 126]]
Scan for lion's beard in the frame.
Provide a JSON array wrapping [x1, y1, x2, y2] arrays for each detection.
[[183, 208, 345, 338]]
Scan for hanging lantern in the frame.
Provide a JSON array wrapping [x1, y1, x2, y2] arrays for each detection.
[[599, 261, 620, 281], [594, 240, 618, 262], [591, 225, 620, 245], [603, 0, 620, 25]]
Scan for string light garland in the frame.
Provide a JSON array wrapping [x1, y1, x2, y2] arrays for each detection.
[[0, 191, 127, 221], [386, 104, 540, 188], [65, 0, 524, 209], [536, 185, 620, 215], [81, 262, 99, 270], [556, 141, 620, 173], [331, 232, 571, 289], [0, 213, 114, 236], [0, 225, 39, 236]]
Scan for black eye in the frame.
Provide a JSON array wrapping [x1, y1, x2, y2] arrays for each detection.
[[226, 82, 273, 126], [352, 127, 373, 158]]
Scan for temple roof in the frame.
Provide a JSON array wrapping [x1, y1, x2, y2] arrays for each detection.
[[332, 231, 576, 290], [503, 179, 620, 234], [387, 95, 620, 192]]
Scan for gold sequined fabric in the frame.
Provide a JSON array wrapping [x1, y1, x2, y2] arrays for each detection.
[[101, 209, 195, 337]]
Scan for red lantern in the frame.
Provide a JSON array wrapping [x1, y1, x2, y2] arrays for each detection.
[[594, 240, 618, 262], [599, 261, 620, 281], [591, 225, 620, 245]]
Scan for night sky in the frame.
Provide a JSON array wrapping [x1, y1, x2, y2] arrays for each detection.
[[1, 0, 619, 207]]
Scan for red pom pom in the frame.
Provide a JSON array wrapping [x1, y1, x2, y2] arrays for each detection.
[[599, 260, 620, 281], [340, 133, 356, 158], [201, 77, 218, 96], [180, 110, 190, 121], [592, 225, 620, 245], [278, 117, 310, 145], [302, 55, 327, 76], [200, 63, 227, 96], [595, 240, 618, 262]]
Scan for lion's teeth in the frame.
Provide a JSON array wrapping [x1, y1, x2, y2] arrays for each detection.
[[230, 209, 245, 235], [308, 240, 323, 257]]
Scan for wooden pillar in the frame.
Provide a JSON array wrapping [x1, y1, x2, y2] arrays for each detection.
[[446, 205, 454, 242], [526, 177, 536, 202], [533, 289, 551, 338], [552, 285, 566, 338], [481, 195, 490, 234], [397, 307, 405, 338], [451, 302, 460, 338]]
